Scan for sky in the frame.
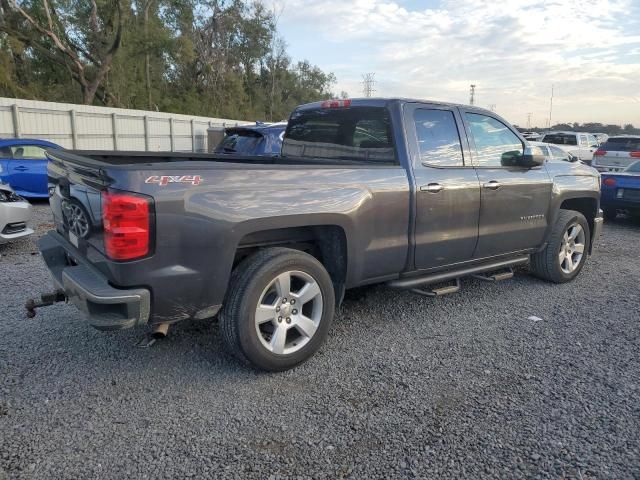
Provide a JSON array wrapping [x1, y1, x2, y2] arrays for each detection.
[[271, 0, 640, 128]]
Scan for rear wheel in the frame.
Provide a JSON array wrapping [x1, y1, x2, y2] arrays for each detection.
[[219, 248, 335, 371], [530, 209, 590, 283]]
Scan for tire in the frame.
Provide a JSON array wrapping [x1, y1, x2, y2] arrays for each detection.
[[219, 247, 335, 371], [530, 209, 590, 283], [603, 207, 617, 221]]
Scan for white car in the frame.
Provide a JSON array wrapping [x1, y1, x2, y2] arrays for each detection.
[[0, 182, 33, 243], [529, 141, 579, 163], [592, 135, 640, 172], [539, 131, 600, 165]]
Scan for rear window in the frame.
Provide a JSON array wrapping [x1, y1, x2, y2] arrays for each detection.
[[542, 134, 577, 146], [216, 131, 263, 155], [601, 137, 640, 152], [626, 161, 640, 173], [282, 106, 396, 164]]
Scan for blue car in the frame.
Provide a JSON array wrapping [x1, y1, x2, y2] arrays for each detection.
[[214, 122, 287, 156], [601, 160, 640, 220], [0, 139, 62, 198]]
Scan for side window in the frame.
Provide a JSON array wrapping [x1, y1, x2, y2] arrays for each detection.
[[588, 134, 598, 146], [464, 113, 523, 167], [549, 145, 569, 160], [579, 135, 589, 147], [0, 147, 12, 158], [414, 109, 464, 167], [10, 145, 48, 160]]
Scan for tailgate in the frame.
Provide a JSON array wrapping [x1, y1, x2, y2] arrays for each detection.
[[47, 150, 110, 255], [46, 150, 154, 262]]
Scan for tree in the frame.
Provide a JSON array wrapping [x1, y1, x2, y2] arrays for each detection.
[[0, 0, 124, 104], [0, 0, 337, 120]]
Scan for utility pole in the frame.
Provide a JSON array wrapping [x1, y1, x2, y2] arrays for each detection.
[[469, 84, 476, 105], [362, 73, 376, 98], [527, 112, 532, 129], [548, 84, 554, 129]]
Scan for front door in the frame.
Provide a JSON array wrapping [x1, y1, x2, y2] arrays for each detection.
[[7, 144, 49, 195], [461, 111, 553, 258], [404, 103, 480, 270]]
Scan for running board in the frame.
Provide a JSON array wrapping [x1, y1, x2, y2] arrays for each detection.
[[387, 256, 529, 290], [411, 278, 460, 297], [472, 268, 514, 282]]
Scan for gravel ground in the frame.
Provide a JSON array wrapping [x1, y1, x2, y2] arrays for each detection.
[[1, 202, 639, 479]]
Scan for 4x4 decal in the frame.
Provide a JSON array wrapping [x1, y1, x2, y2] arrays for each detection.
[[145, 175, 202, 186]]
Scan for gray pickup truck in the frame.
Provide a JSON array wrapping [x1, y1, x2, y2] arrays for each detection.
[[31, 98, 603, 371]]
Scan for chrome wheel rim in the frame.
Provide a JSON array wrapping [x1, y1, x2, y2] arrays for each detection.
[[559, 223, 585, 274], [67, 204, 90, 238], [254, 270, 323, 355]]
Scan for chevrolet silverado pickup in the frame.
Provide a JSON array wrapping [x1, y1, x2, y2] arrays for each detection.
[[32, 98, 603, 371]]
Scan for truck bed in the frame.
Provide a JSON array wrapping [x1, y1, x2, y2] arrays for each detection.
[[58, 150, 395, 167]]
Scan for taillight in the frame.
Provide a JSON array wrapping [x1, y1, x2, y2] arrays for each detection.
[[603, 177, 617, 187], [320, 99, 352, 109], [594, 149, 607, 156], [102, 191, 152, 261], [629, 151, 640, 158]]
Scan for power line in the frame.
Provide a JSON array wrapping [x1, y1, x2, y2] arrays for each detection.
[[469, 84, 476, 106], [362, 73, 376, 98]]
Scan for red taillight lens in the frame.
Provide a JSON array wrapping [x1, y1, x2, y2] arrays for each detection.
[[102, 191, 151, 261], [603, 177, 617, 187], [629, 151, 640, 158], [594, 149, 607, 156], [320, 99, 352, 109]]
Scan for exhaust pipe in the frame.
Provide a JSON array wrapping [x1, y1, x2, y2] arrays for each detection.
[[152, 322, 170, 338]]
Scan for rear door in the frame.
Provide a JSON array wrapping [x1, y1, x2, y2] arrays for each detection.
[[7, 144, 49, 195], [461, 110, 553, 258], [404, 103, 480, 269]]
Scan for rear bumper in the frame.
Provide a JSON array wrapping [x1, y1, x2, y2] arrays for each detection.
[[38, 231, 150, 330]]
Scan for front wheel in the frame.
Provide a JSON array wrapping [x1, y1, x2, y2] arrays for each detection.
[[219, 248, 335, 371], [530, 209, 590, 283]]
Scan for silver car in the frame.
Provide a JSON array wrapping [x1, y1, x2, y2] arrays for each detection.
[[0, 182, 33, 243], [592, 135, 640, 172]]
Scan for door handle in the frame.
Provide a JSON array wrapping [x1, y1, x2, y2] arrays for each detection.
[[14, 166, 28, 171], [420, 183, 444, 193], [482, 181, 501, 190]]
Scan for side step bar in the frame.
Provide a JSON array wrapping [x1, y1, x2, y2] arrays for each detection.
[[472, 268, 514, 282], [411, 278, 461, 297], [387, 256, 529, 290]]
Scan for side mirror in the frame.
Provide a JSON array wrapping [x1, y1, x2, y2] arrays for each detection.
[[519, 146, 545, 167]]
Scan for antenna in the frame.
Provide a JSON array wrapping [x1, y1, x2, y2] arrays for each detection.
[[469, 84, 476, 105], [548, 84, 554, 128], [362, 73, 376, 98]]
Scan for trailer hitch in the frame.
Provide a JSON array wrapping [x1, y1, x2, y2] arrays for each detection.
[[25, 290, 67, 318]]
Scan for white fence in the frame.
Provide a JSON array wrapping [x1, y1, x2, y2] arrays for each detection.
[[0, 97, 250, 152]]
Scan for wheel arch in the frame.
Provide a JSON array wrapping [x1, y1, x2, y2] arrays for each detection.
[[234, 224, 349, 307]]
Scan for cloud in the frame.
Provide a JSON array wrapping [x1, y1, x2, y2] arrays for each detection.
[[275, 0, 640, 126]]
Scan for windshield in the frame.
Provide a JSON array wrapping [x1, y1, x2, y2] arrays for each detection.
[[601, 138, 640, 152], [542, 134, 577, 146], [216, 131, 263, 154]]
